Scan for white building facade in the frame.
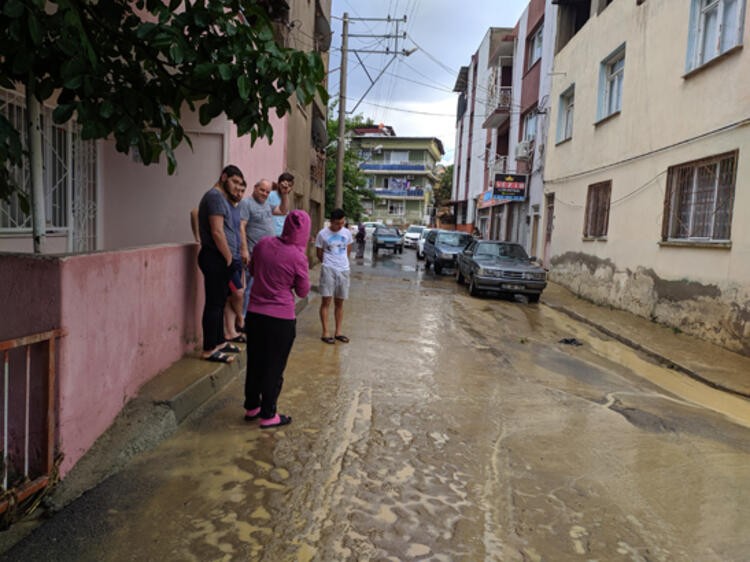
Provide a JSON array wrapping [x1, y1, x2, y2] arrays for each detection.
[[544, 0, 750, 354]]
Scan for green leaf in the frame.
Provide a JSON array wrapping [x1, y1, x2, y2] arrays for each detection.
[[237, 75, 250, 100], [64, 75, 82, 90], [136, 22, 158, 39], [169, 43, 184, 64], [218, 64, 231, 81], [100, 101, 115, 119], [27, 13, 41, 44], [194, 63, 214, 79], [3, 0, 25, 18], [52, 104, 76, 124]]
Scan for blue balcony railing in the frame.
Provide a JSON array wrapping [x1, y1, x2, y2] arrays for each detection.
[[359, 163, 428, 171], [372, 188, 424, 197]]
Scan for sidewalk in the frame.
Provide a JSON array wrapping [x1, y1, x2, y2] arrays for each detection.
[[542, 282, 750, 399]]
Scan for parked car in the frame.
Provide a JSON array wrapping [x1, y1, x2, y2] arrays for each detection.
[[363, 221, 384, 240], [423, 230, 474, 274], [373, 226, 403, 254], [402, 225, 426, 248], [455, 240, 547, 302], [416, 228, 433, 260]]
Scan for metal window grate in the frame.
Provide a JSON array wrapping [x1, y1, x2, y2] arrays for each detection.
[[664, 151, 736, 241], [0, 89, 97, 251]]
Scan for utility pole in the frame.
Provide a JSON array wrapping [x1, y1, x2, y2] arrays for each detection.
[[334, 14, 415, 211], [334, 12, 349, 210]]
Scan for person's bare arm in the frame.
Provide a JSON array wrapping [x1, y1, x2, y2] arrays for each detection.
[[316, 247, 324, 262], [272, 183, 291, 215], [240, 219, 250, 266], [209, 215, 232, 265], [190, 208, 200, 243]]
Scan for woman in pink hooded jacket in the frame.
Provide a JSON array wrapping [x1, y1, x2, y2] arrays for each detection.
[[243, 210, 311, 428]]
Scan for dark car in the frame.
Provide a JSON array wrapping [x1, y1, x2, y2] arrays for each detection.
[[455, 240, 547, 302], [373, 226, 403, 255], [423, 229, 474, 274]]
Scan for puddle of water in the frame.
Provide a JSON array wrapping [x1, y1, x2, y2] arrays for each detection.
[[544, 308, 750, 428]]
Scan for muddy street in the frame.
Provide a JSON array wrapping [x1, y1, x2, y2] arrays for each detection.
[[5, 246, 750, 562]]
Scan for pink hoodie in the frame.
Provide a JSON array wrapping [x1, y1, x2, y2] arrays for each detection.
[[248, 210, 311, 320]]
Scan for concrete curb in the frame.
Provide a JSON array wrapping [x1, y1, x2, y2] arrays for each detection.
[[545, 301, 750, 400]]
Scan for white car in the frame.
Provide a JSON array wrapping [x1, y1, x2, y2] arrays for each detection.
[[416, 228, 434, 260], [402, 225, 426, 249]]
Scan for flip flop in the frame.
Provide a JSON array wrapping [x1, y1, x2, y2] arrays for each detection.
[[222, 343, 241, 353], [230, 334, 247, 343], [334, 335, 350, 343], [321, 336, 335, 344], [203, 351, 234, 363], [260, 414, 292, 428], [244, 407, 261, 421]]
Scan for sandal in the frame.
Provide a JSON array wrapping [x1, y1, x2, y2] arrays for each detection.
[[244, 407, 261, 421], [203, 350, 234, 363], [260, 414, 292, 428], [321, 336, 335, 344], [222, 343, 241, 353], [334, 335, 350, 343], [229, 334, 247, 343]]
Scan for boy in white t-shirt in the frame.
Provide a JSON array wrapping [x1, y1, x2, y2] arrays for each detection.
[[315, 208, 353, 344]]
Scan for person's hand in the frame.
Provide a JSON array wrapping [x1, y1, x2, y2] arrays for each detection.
[[279, 181, 292, 196], [241, 248, 250, 266]]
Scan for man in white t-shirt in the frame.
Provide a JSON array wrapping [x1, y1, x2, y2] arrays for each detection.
[[315, 208, 353, 344]]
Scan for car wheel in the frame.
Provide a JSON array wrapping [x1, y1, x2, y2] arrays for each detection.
[[456, 266, 465, 284], [469, 276, 480, 297], [434, 263, 443, 275], [425, 258, 431, 270], [528, 293, 541, 303]]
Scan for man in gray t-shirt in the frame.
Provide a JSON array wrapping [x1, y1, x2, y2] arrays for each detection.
[[239, 178, 291, 314]]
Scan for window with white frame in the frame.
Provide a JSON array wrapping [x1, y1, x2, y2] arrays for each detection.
[[598, 45, 625, 121], [556, 85, 575, 142], [389, 151, 409, 164], [523, 110, 537, 141], [663, 151, 736, 241], [583, 181, 611, 238], [388, 201, 405, 215], [527, 24, 543, 69], [687, 0, 745, 71]]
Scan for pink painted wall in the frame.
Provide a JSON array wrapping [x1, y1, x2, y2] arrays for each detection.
[[0, 243, 203, 476], [229, 112, 288, 185]]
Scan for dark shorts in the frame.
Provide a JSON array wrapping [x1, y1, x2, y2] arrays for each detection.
[[229, 259, 243, 293]]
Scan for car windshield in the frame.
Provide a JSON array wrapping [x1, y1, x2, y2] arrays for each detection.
[[437, 233, 473, 247], [377, 228, 399, 236], [474, 243, 529, 260], [406, 226, 423, 233]]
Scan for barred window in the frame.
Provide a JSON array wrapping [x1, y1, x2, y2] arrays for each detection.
[[583, 181, 611, 238], [0, 89, 97, 251], [663, 152, 736, 241]]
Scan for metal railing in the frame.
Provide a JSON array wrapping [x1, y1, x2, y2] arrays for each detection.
[[0, 328, 65, 516]]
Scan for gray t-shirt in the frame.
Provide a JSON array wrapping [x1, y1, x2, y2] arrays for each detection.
[[198, 187, 239, 258], [239, 196, 275, 253]]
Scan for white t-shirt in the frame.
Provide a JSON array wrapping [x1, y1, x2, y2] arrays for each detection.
[[316, 227, 353, 271]]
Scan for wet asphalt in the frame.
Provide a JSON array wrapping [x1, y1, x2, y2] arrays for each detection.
[[3, 243, 750, 561]]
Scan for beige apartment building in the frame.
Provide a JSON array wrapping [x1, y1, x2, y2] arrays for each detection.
[[544, 0, 749, 354]]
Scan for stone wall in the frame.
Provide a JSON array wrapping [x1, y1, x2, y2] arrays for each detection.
[[550, 252, 750, 356]]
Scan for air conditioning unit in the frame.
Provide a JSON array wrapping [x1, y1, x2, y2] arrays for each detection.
[[515, 140, 532, 161]]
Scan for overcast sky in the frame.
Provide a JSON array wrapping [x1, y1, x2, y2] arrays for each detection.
[[325, 0, 529, 165]]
